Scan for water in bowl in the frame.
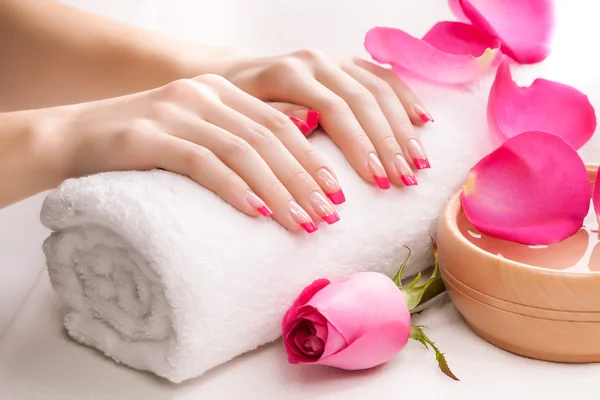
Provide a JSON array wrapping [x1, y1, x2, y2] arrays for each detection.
[[457, 204, 600, 272]]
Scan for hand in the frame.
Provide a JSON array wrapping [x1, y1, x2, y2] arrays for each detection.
[[50, 75, 344, 233], [223, 49, 433, 188]]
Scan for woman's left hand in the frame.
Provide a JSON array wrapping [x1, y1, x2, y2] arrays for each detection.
[[222, 49, 433, 189]]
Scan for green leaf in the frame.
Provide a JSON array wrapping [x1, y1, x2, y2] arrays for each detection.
[[402, 245, 439, 310], [392, 246, 412, 287], [410, 277, 446, 315], [410, 325, 459, 381]]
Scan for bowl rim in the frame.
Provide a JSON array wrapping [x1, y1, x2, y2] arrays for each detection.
[[442, 163, 600, 277]]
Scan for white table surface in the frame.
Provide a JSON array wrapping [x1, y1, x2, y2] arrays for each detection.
[[2, 0, 600, 398]]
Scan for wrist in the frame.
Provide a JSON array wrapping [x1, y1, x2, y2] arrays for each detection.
[[170, 41, 254, 78], [0, 109, 71, 204]]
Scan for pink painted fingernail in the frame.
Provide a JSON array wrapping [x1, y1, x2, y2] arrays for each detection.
[[315, 168, 345, 205], [289, 116, 310, 135], [413, 104, 434, 123], [245, 191, 272, 217], [289, 201, 318, 233], [309, 192, 340, 225], [407, 139, 430, 170], [401, 175, 418, 186], [367, 153, 390, 189], [305, 110, 320, 130], [394, 155, 418, 186]]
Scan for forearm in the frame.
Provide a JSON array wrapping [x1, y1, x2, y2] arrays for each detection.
[[0, 109, 69, 207], [0, 0, 247, 111]]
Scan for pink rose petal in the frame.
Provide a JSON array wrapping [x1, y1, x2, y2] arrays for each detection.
[[282, 278, 330, 331], [306, 272, 411, 368], [594, 165, 600, 226], [488, 60, 596, 150], [422, 21, 501, 59], [456, 0, 554, 63], [365, 26, 500, 84], [316, 321, 408, 370], [461, 131, 590, 245]]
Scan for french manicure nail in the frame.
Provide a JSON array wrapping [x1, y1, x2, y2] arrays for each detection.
[[289, 116, 310, 135], [305, 110, 320, 130], [315, 168, 345, 205], [407, 139, 431, 170], [394, 155, 418, 186], [413, 104, 434, 123], [309, 192, 340, 225], [289, 201, 318, 233], [367, 153, 390, 189], [245, 191, 272, 217]]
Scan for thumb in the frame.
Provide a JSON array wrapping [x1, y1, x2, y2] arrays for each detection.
[[267, 102, 320, 137]]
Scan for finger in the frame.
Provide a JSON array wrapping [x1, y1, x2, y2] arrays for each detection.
[[143, 127, 273, 220], [341, 63, 426, 183], [206, 100, 341, 226], [267, 102, 321, 133], [210, 79, 345, 210], [354, 58, 434, 125], [262, 70, 390, 188], [153, 104, 320, 233]]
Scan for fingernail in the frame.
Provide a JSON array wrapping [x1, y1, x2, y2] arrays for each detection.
[[289, 116, 310, 135], [367, 153, 390, 189], [305, 110, 320, 130], [289, 201, 318, 233], [394, 155, 418, 186], [407, 139, 430, 170], [309, 192, 340, 225], [246, 191, 272, 217], [413, 104, 434, 123], [315, 168, 345, 205]]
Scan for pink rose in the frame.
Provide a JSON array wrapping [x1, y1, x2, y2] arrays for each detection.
[[282, 272, 411, 370]]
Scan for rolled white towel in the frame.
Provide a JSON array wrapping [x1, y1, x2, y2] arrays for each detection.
[[40, 80, 497, 383]]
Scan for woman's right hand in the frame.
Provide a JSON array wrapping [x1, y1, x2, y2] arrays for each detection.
[[49, 74, 344, 233]]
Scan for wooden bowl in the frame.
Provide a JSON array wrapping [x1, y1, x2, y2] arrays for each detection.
[[437, 164, 600, 362]]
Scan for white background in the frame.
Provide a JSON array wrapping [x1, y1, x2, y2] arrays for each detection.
[[2, 0, 600, 398]]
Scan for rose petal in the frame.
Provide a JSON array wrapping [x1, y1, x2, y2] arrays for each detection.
[[306, 272, 411, 368], [286, 319, 324, 363], [321, 322, 348, 359], [594, 165, 600, 227], [448, 0, 469, 21], [364, 26, 500, 84], [316, 321, 409, 370], [422, 22, 501, 58], [456, 0, 554, 63], [488, 60, 596, 150], [461, 131, 590, 245], [282, 278, 330, 334]]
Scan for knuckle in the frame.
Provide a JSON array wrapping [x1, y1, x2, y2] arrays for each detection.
[[149, 101, 177, 121], [295, 48, 327, 63], [245, 124, 278, 148], [266, 178, 290, 199], [298, 146, 322, 166], [284, 168, 313, 188], [321, 94, 348, 114], [195, 73, 229, 87], [182, 145, 213, 171], [224, 135, 255, 155], [263, 110, 292, 133], [160, 79, 199, 100], [395, 118, 415, 135], [364, 76, 391, 97], [347, 86, 376, 105], [271, 58, 305, 75], [381, 134, 401, 150]]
